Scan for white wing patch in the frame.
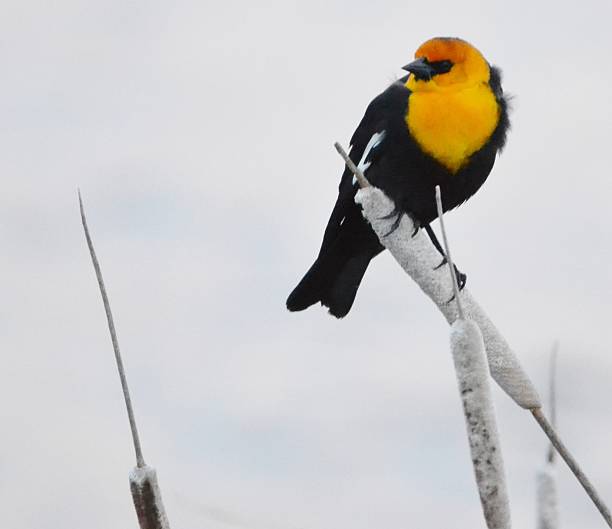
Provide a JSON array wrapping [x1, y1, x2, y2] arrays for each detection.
[[353, 130, 386, 185]]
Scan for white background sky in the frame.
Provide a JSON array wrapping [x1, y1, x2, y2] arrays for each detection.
[[2, 1, 612, 528]]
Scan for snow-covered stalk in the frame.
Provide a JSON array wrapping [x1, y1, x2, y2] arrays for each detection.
[[335, 143, 540, 408], [436, 186, 510, 528], [532, 408, 611, 526], [451, 320, 511, 528], [79, 192, 171, 529], [334, 142, 612, 527], [354, 184, 540, 409]]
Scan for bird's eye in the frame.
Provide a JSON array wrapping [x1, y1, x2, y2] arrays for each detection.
[[431, 60, 453, 74]]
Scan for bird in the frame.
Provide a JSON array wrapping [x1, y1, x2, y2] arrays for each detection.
[[286, 37, 510, 318]]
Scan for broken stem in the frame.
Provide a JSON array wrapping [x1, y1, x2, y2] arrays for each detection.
[[334, 142, 370, 188]]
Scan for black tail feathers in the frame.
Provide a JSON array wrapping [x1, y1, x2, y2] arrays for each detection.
[[286, 248, 376, 318], [287, 184, 384, 318]]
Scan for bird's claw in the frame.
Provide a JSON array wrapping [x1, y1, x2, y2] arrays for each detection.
[[456, 268, 467, 291], [378, 210, 398, 221], [435, 259, 467, 301], [434, 256, 448, 270]]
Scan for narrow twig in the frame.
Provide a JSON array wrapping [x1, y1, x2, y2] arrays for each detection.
[[434, 186, 464, 320], [532, 407, 612, 527], [547, 342, 559, 463], [79, 190, 145, 468], [334, 142, 370, 188]]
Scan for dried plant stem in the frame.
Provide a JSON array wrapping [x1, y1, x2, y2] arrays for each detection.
[[547, 343, 558, 464], [532, 408, 612, 526], [434, 185, 464, 319], [334, 142, 370, 188], [79, 190, 145, 468]]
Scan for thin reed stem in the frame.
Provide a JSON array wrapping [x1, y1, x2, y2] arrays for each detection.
[[79, 190, 145, 468]]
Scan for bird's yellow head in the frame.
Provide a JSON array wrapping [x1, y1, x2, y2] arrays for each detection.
[[402, 38, 502, 173], [404, 37, 490, 92]]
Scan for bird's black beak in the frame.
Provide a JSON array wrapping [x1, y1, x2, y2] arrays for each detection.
[[402, 57, 436, 81]]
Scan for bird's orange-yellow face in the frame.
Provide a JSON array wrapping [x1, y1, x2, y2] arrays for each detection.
[[405, 37, 491, 92], [403, 38, 500, 173]]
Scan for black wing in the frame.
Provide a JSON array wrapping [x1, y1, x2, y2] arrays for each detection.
[[318, 81, 410, 256]]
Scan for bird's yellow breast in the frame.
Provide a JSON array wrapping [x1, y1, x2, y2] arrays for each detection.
[[406, 82, 500, 173]]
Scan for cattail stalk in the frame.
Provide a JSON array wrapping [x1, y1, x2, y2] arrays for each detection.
[[335, 142, 612, 527], [437, 184, 510, 527], [451, 319, 511, 528], [79, 191, 170, 529]]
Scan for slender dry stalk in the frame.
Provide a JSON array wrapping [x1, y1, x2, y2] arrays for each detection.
[[434, 185, 464, 319], [334, 142, 370, 188], [79, 190, 145, 468], [547, 342, 559, 464], [532, 408, 611, 526], [79, 191, 170, 529], [335, 142, 612, 527]]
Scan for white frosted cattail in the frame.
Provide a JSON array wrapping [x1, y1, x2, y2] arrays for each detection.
[[434, 184, 511, 528], [451, 319, 511, 528], [335, 143, 612, 526], [353, 183, 540, 409]]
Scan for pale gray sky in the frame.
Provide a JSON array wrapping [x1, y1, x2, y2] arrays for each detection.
[[2, 1, 612, 528]]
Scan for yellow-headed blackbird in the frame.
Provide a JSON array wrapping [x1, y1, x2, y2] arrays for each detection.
[[287, 37, 510, 318]]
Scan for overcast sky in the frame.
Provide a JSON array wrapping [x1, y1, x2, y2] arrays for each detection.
[[2, 1, 612, 528]]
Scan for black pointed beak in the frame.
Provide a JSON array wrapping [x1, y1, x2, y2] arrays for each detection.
[[402, 57, 436, 81]]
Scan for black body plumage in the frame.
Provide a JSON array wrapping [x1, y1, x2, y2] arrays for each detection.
[[287, 65, 510, 318]]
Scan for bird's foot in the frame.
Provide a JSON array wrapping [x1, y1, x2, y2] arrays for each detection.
[[378, 209, 419, 238], [434, 257, 467, 293], [378, 209, 402, 237]]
